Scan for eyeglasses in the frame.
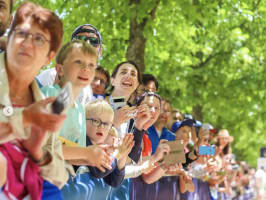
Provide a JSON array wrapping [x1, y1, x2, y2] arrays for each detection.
[[72, 35, 100, 47], [86, 118, 112, 130], [13, 29, 50, 47]]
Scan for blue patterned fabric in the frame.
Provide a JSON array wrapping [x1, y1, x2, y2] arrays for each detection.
[[130, 176, 181, 200], [61, 173, 113, 200], [61, 137, 125, 200], [107, 179, 131, 200], [42, 180, 64, 200]]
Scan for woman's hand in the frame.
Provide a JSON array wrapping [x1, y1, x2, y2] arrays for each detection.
[[113, 105, 137, 128], [85, 144, 113, 172], [135, 104, 151, 130], [23, 97, 66, 132], [21, 126, 49, 162], [205, 158, 217, 173], [141, 160, 157, 174], [165, 163, 184, 175], [152, 139, 170, 163]]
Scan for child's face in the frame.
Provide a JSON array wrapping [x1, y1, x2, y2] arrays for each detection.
[[86, 112, 113, 144], [141, 96, 161, 128], [157, 101, 172, 125], [176, 126, 191, 145], [59, 48, 97, 88], [91, 70, 107, 95], [144, 81, 157, 93]]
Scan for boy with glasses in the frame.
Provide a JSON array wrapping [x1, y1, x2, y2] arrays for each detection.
[[61, 99, 134, 200]]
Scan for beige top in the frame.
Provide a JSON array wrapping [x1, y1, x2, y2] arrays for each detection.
[[0, 52, 70, 188]]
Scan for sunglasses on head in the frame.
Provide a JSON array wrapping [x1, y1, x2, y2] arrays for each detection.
[[72, 35, 100, 47]]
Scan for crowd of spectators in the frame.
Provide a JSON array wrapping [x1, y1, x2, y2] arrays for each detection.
[[0, 1, 264, 200]]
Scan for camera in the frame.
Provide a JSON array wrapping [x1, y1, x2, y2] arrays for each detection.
[[198, 145, 216, 156], [111, 96, 126, 110], [51, 82, 73, 114]]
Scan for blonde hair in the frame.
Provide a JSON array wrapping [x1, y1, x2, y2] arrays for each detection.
[[85, 99, 114, 120], [56, 40, 97, 65]]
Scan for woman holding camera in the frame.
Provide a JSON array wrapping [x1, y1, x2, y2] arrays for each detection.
[[0, 2, 68, 199], [105, 61, 152, 200]]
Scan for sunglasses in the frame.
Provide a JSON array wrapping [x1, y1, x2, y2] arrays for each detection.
[[72, 35, 100, 47]]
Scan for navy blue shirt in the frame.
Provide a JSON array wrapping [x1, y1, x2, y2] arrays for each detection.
[[148, 125, 176, 154], [86, 137, 125, 187]]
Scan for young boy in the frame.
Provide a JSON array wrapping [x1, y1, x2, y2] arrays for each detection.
[[62, 100, 134, 200], [41, 41, 113, 176], [85, 100, 134, 173]]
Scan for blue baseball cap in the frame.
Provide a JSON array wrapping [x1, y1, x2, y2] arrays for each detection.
[[71, 24, 102, 46]]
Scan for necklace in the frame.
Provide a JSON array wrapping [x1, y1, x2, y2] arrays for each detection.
[[10, 93, 25, 100], [10, 90, 33, 106]]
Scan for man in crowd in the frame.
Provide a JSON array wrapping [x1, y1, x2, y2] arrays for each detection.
[[147, 99, 176, 154], [91, 65, 110, 100], [142, 73, 159, 92], [0, 0, 13, 50]]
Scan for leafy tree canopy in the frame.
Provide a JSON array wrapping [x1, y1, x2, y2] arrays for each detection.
[[16, 0, 266, 167]]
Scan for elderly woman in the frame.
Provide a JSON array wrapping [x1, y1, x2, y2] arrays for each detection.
[[0, 2, 67, 199]]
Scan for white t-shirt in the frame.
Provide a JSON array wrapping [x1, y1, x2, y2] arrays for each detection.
[[36, 68, 93, 106]]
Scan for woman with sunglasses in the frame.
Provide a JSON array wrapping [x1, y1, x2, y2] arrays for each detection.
[[0, 2, 68, 199]]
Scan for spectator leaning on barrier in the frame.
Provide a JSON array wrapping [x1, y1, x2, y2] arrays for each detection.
[[106, 62, 152, 200], [147, 99, 176, 154], [169, 109, 183, 131], [91, 65, 110, 100], [142, 73, 159, 92], [36, 24, 103, 105], [174, 119, 200, 169], [0, 2, 68, 199]]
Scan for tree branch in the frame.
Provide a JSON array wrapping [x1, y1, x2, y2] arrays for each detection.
[[142, 0, 161, 26], [150, 0, 161, 20], [188, 49, 233, 69], [252, 0, 262, 11], [188, 52, 218, 69]]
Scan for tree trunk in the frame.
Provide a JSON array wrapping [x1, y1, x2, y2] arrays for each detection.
[[192, 104, 203, 122], [126, 17, 146, 73], [126, 0, 160, 73]]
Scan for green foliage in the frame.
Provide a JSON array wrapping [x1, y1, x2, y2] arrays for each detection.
[[15, 0, 266, 167]]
